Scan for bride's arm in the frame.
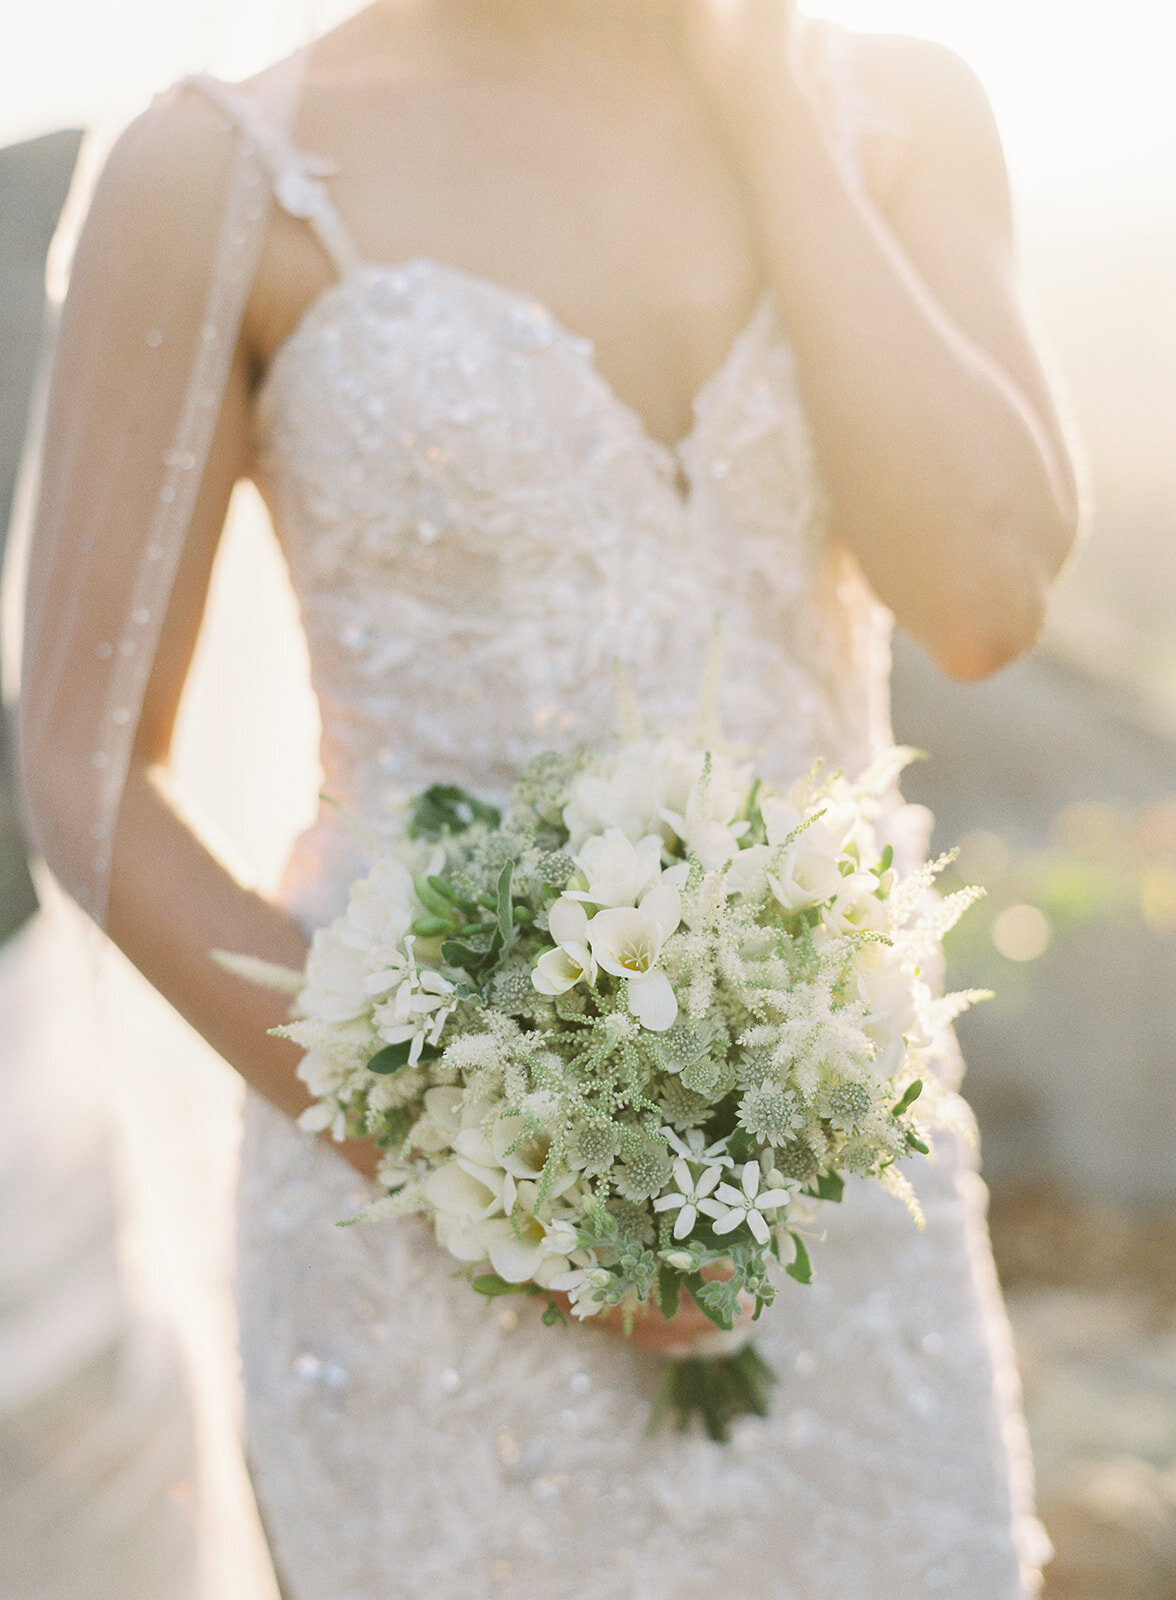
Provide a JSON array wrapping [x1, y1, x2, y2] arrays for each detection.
[[106, 341, 335, 1142], [100, 381, 381, 1182], [18, 94, 379, 1179], [683, 2, 1082, 683]]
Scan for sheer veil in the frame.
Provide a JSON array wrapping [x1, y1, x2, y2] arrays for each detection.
[[3, 2, 361, 923], [0, 8, 364, 1597]]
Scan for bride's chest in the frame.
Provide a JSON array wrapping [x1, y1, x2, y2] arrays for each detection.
[[252, 260, 826, 610]]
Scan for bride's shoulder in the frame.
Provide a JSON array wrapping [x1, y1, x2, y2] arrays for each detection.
[[78, 80, 245, 273], [835, 29, 1012, 221]]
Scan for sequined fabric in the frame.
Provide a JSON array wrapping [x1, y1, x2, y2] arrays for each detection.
[[231, 253, 1047, 1598]]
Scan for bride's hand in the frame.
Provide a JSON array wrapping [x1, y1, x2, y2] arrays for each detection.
[[678, 0, 801, 147], [551, 1264, 756, 1356]]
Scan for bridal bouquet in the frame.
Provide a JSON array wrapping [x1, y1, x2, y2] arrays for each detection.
[[226, 735, 981, 1440]]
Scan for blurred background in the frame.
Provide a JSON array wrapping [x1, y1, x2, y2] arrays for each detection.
[[2, 1, 1174, 1595]]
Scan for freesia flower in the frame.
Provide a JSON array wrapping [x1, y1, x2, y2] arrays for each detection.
[[823, 874, 889, 937], [767, 823, 847, 914], [565, 831, 663, 908], [587, 882, 682, 1031], [659, 759, 750, 871], [531, 897, 598, 995], [424, 1160, 506, 1262]]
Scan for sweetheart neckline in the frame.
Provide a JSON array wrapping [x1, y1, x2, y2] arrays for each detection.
[[253, 255, 779, 480]]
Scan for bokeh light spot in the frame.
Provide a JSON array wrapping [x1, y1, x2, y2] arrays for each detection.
[[992, 903, 1052, 962]]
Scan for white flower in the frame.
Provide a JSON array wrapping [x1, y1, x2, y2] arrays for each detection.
[[854, 943, 920, 1035], [424, 1159, 506, 1262], [563, 746, 668, 847], [454, 1113, 551, 1185], [345, 858, 419, 952], [663, 1127, 733, 1169], [299, 929, 371, 1023], [566, 831, 664, 908], [855, 947, 933, 1078], [822, 874, 889, 937], [760, 797, 804, 847], [562, 739, 749, 856], [653, 1159, 725, 1239], [703, 1161, 792, 1245], [546, 1263, 613, 1318], [723, 843, 773, 898], [659, 758, 750, 871], [474, 1179, 581, 1286], [587, 882, 682, 1031], [410, 1085, 465, 1153], [767, 823, 847, 913], [531, 896, 598, 995], [370, 937, 457, 1064]]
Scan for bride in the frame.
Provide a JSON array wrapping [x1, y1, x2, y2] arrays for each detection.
[[15, 0, 1080, 1594]]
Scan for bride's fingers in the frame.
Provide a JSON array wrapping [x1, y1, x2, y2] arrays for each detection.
[[548, 1284, 757, 1356]]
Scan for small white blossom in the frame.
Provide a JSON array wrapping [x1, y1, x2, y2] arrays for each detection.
[[703, 1161, 792, 1245], [653, 1158, 725, 1240], [370, 937, 457, 1064], [547, 1263, 612, 1318], [663, 1127, 733, 1169]]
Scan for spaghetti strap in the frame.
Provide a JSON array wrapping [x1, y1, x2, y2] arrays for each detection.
[[796, 19, 909, 191], [184, 73, 362, 279]]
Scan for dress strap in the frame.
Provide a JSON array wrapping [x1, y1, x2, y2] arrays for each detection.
[[183, 73, 362, 278], [794, 19, 907, 193]]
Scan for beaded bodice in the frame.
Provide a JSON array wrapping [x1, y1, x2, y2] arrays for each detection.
[[252, 255, 892, 912]]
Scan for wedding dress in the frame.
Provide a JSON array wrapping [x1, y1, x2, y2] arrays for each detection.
[[179, 70, 1046, 1600]]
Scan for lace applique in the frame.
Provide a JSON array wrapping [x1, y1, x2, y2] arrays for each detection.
[[253, 260, 889, 894], [235, 257, 1044, 1597]]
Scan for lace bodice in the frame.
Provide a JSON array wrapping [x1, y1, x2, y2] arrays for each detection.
[[181, 67, 1045, 1600], [252, 255, 891, 914]]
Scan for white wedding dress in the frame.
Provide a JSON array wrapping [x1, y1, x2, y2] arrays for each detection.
[[186, 70, 1046, 1600]]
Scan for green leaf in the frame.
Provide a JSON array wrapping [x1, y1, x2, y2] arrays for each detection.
[[407, 784, 501, 839], [366, 1039, 441, 1074], [495, 860, 515, 942], [785, 1232, 813, 1285], [367, 1040, 413, 1075], [470, 1274, 530, 1298], [812, 1171, 845, 1204], [877, 843, 894, 874], [413, 874, 457, 918], [892, 1078, 924, 1115], [426, 874, 476, 911], [655, 1264, 682, 1323], [441, 938, 488, 971]]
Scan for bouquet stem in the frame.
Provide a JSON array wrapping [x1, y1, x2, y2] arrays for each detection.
[[649, 1341, 777, 1443]]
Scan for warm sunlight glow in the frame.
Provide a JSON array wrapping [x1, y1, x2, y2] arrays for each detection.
[[5, 0, 1174, 225]]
